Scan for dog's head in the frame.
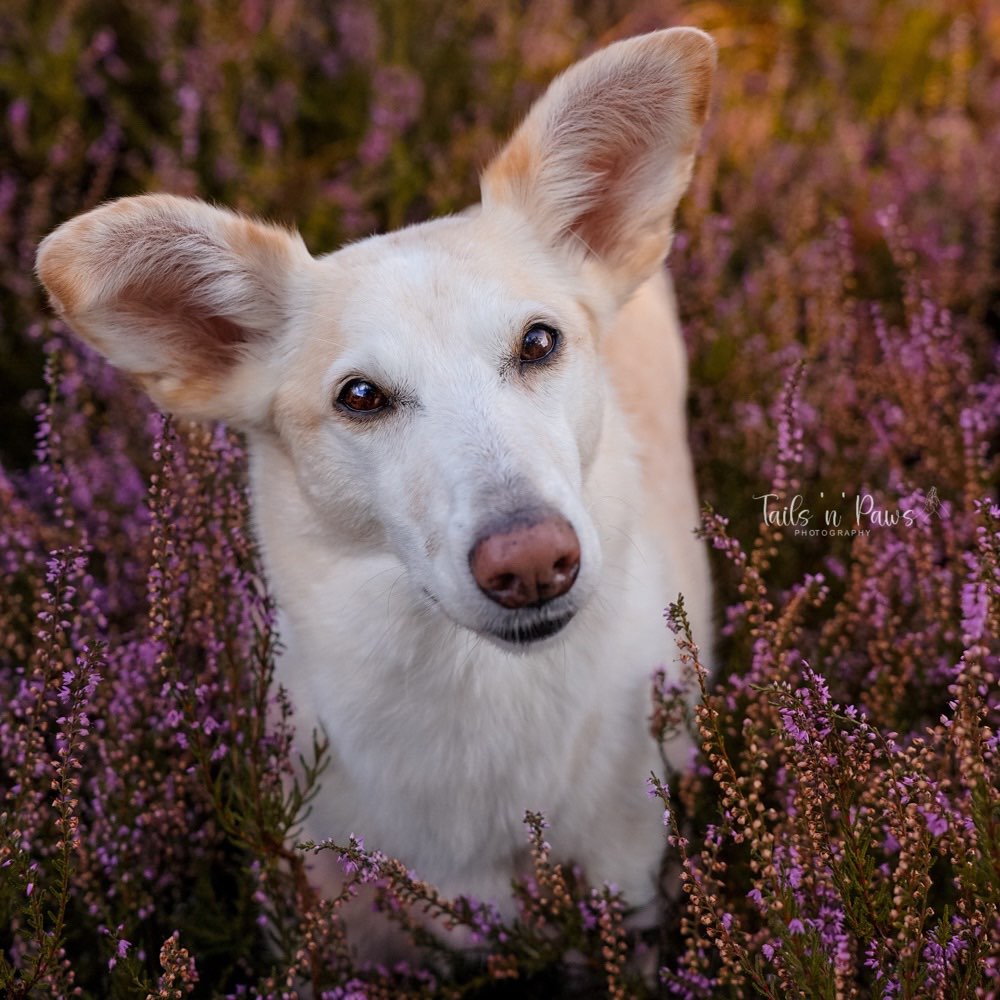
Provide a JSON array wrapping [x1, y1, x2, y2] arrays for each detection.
[[36, 29, 715, 649]]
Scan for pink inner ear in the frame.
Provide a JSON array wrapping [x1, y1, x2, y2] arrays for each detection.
[[203, 314, 251, 348], [115, 247, 267, 360], [546, 68, 703, 255], [562, 134, 657, 258], [113, 287, 258, 386]]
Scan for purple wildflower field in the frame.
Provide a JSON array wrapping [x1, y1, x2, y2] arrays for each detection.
[[2, 1, 999, 997]]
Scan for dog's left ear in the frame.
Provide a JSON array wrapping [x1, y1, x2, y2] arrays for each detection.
[[36, 194, 311, 426], [481, 28, 716, 302]]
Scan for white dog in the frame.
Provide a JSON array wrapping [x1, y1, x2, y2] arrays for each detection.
[[37, 27, 715, 949]]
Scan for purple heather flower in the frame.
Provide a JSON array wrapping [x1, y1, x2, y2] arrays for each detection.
[[960, 580, 988, 642], [921, 809, 949, 838]]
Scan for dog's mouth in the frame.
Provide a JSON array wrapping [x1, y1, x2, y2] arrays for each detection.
[[487, 610, 575, 645], [422, 588, 577, 646]]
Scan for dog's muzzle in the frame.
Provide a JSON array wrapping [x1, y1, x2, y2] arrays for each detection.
[[466, 510, 580, 646]]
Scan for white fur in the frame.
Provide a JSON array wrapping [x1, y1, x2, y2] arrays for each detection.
[[36, 28, 716, 953]]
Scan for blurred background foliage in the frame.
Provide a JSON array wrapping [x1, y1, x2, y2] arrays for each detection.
[[2, 0, 997, 469]]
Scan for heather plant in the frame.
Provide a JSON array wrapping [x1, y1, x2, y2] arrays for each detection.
[[3, 0, 1000, 997]]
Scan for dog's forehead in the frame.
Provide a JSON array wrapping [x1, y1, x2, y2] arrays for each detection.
[[311, 213, 584, 352], [345, 244, 515, 341]]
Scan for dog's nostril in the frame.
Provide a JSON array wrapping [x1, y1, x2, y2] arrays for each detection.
[[469, 514, 581, 610], [491, 573, 518, 593]]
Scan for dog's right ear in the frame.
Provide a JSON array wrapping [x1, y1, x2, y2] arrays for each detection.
[[481, 28, 716, 303], [36, 194, 311, 426]]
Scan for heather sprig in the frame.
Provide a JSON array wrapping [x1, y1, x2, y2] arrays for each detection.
[[301, 811, 643, 997]]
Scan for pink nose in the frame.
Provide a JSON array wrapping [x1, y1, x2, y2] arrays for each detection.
[[469, 515, 581, 609]]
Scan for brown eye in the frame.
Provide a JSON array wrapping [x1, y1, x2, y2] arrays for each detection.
[[519, 324, 559, 363], [337, 378, 389, 413]]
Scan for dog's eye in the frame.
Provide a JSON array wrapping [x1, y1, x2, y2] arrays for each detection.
[[519, 324, 559, 363], [337, 378, 389, 413]]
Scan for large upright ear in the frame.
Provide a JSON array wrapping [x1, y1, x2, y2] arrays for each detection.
[[481, 28, 715, 301], [36, 194, 312, 425]]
